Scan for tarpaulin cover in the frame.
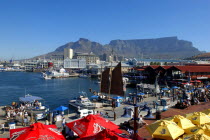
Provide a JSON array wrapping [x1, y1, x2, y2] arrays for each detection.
[[19, 95, 43, 103]]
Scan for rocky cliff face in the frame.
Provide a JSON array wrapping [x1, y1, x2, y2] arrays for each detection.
[[108, 37, 200, 59], [37, 37, 202, 59]]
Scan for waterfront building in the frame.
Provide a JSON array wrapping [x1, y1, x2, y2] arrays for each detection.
[[50, 60, 64, 68], [24, 62, 37, 70], [87, 62, 131, 77], [51, 54, 64, 61], [73, 52, 100, 64], [64, 48, 73, 59], [139, 65, 210, 84], [105, 62, 130, 73], [64, 58, 86, 69], [129, 58, 195, 66]]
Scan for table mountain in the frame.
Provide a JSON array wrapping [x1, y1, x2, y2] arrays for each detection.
[[36, 37, 202, 60]]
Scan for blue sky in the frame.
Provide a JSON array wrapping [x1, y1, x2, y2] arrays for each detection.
[[0, 0, 210, 60]]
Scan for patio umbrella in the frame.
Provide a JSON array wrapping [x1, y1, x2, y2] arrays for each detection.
[[171, 86, 179, 89], [146, 120, 184, 140], [173, 115, 195, 130], [137, 93, 145, 96], [184, 126, 205, 135], [194, 80, 202, 83], [201, 109, 210, 116], [10, 122, 65, 140], [182, 134, 210, 140], [66, 114, 119, 138], [112, 96, 124, 100], [199, 123, 210, 131], [162, 87, 169, 90], [77, 129, 131, 140], [197, 123, 210, 137], [188, 112, 210, 125], [91, 95, 99, 99], [151, 120, 184, 140], [54, 105, 68, 111], [186, 113, 194, 119]]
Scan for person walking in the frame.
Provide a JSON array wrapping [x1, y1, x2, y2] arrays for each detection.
[[62, 117, 66, 128], [0, 123, 5, 134], [23, 117, 28, 126]]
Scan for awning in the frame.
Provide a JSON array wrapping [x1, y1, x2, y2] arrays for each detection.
[[19, 95, 43, 103]]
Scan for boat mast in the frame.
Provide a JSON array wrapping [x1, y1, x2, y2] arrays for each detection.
[[108, 49, 114, 99], [99, 63, 103, 93]]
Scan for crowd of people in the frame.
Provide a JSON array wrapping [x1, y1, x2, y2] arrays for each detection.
[[173, 84, 210, 109], [4, 100, 43, 126]]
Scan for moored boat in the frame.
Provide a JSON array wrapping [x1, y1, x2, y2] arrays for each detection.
[[42, 68, 70, 79], [19, 94, 49, 120], [69, 92, 95, 109]]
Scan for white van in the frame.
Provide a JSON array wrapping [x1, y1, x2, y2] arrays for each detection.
[[76, 109, 94, 118]]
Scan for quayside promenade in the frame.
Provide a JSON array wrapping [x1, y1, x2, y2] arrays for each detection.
[[138, 101, 210, 139], [0, 96, 210, 139], [0, 96, 176, 138]]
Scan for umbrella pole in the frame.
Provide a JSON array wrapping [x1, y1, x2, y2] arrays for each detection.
[[132, 96, 139, 140], [68, 109, 69, 117], [133, 105, 138, 140]]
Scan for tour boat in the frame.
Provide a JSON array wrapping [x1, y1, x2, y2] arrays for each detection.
[[19, 94, 49, 120]]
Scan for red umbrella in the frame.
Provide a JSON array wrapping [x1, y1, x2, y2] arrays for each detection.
[[10, 122, 65, 140], [194, 80, 202, 83], [66, 114, 119, 138], [77, 129, 131, 140]]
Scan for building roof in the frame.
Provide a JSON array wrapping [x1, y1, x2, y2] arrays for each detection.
[[172, 66, 210, 73], [141, 65, 210, 73]]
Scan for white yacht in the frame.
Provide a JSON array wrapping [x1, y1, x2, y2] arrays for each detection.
[[69, 92, 94, 109], [42, 68, 70, 79], [42, 72, 52, 79]]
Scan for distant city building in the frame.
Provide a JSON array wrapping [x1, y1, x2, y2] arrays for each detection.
[[102, 53, 107, 61], [64, 48, 73, 59], [64, 58, 86, 69], [37, 61, 48, 68], [24, 62, 37, 70], [108, 55, 113, 62], [87, 62, 130, 77], [51, 60, 64, 68], [73, 52, 100, 64], [51, 54, 64, 61], [105, 62, 131, 73]]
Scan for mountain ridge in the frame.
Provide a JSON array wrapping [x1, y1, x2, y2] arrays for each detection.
[[34, 36, 203, 60]]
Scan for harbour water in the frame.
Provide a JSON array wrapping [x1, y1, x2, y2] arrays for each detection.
[[0, 72, 136, 110]]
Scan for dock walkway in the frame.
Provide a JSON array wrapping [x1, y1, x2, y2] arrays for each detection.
[[0, 96, 180, 138]]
